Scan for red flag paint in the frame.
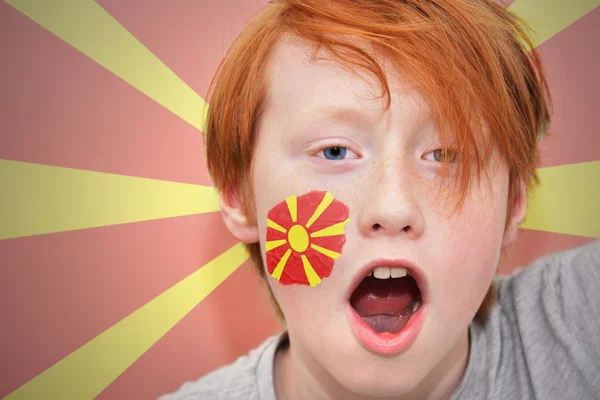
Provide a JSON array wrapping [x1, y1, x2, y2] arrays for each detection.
[[265, 191, 350, 286]]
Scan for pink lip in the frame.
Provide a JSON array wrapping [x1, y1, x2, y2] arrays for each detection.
[[345, 258, 429, 355], [346, 302, 427, 355]]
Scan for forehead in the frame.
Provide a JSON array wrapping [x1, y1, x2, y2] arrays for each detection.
[[263, 35, 431, 122]]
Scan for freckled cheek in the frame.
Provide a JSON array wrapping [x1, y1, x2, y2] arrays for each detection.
[[269, 282, 329, 325], [435, 201, 505, 302]]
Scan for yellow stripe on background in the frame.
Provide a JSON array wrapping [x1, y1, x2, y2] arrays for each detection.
[[0, 160, 220, 240], [5, 0, 209, 131], [4, 243, 248, 400], [521, 161, 600, 238], [509, 0, 599, 50]]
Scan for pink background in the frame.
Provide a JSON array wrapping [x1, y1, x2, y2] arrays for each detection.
[[0, 1, 598, 398]]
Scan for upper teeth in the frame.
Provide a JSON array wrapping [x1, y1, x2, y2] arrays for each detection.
[[372, 266, 408, 279]]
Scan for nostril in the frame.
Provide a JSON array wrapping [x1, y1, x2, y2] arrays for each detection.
[[372, 224, 413, 233]]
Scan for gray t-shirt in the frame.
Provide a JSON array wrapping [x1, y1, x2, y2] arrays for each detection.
[[160, 241, 600, 400]]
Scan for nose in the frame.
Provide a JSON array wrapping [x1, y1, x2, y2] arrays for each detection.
[[357, 160, 425, 240]]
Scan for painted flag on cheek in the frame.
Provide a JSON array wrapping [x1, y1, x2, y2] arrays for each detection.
[[266, 190, 350, 287]]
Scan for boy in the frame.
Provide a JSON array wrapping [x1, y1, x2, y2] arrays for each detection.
[[162, 0, 600, 399]]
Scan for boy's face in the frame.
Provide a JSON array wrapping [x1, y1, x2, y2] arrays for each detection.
[[224, 36, 525, 397]]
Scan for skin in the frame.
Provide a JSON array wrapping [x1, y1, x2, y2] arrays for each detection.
[[220, 35, 527, 400]]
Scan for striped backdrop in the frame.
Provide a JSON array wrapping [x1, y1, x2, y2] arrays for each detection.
[[1, 0, 598, 398]]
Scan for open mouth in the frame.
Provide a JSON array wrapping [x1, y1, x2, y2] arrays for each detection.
[[350, 267, 422, 334], [346, 262, 427, 354]]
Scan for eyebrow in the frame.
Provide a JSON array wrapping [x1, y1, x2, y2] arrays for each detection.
[[299, 105, 375, 130]]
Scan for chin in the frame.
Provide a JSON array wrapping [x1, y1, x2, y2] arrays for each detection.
[[309, 328, 432, 399]]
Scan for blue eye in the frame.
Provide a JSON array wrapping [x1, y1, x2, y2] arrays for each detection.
[[322, 146, 348, 160]]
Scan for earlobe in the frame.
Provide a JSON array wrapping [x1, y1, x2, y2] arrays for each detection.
[[502, 181, 528, 247], [219, 191, 259, 244]]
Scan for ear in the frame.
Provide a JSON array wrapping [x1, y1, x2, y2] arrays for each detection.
[[502, 180, 528, 248], [219, 190, 259, 244]]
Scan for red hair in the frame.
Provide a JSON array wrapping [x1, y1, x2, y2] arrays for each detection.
[[204, 0, 551, 321]]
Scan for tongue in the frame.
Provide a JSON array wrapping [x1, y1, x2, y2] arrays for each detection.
[[350, 275, 420, 334]]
